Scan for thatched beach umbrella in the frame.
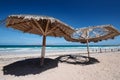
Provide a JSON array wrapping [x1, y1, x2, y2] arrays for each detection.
[[6, 14, 75, 66], [65, 25, 120, 57]]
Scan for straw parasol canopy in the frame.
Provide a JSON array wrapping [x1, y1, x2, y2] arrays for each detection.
[[6, 14, 75, 66], [65, 25, 120, 57]]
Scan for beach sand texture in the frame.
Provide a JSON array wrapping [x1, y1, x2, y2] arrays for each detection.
[[0, 52, 120, 80]]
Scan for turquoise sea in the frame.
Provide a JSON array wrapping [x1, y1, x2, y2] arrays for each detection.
[[0, 45, 120, 55]]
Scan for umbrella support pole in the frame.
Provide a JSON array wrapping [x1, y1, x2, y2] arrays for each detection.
[[40, 35, 46, 66], [86, 39, 90, 58]]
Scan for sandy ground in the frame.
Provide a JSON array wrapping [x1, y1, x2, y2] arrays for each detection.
[[0, 52, 120, 80]]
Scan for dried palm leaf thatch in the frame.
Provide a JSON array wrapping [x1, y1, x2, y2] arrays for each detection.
[[6, 15, 75, 37], [65, 25, 120, 43]]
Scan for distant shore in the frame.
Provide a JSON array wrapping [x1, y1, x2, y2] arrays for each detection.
[[0, 45, 120, 56]]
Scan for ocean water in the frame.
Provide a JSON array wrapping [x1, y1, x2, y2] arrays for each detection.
[[0, 45, 120, 55]]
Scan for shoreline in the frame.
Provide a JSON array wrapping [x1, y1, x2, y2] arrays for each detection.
[[0, 49, 120, 58]]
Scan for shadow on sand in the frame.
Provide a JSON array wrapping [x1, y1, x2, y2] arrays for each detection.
[[3, 58, 58, 76], [56, 54, 100, 65], [3, 54, 100, 76]]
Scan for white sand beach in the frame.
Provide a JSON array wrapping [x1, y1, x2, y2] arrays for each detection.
[[0, 51, 120, 80]]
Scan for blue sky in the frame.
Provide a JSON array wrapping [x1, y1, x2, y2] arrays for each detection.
[[0, 0, 120, 45]]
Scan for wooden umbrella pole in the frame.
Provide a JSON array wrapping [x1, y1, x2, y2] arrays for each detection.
[[40, 35, 46, 66], [86, 39, 90, 58]]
